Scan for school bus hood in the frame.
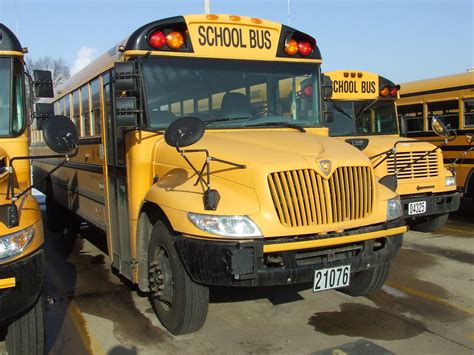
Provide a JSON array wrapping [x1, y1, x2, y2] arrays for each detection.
[[154, 130, 372, 188]]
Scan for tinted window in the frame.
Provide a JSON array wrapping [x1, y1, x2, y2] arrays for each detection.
[[81, 84, 91, 136], [463, 99, 474, 127], [72, 90, 80, 133], [398, 104, 424, 132], [428, 100, 459, 129], [90, 78, 102, 135]]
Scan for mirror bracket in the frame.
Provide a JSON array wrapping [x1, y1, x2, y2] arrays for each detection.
[[164, 117, 246, 210], [0, 203, 19, 228]]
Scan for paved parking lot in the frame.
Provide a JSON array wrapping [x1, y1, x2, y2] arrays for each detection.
[[1, 202, 473, 354]]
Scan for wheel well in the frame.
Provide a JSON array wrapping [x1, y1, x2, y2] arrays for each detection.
[[465, 168, 474, 198], [136, 201, 172, 291]]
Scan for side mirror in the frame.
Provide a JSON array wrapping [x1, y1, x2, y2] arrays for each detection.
[[323, 110, 334, 123], [431, 116, 449, 138], [116, 97, 138, 128], [164, 117, 205, 148], [114, 61, 137, 92], [321, 74, 333, 99], [42, 116, 78, 153], [399, 114, 408, 136], [35, 103, 54, 130], [33, 70, 54, 98]]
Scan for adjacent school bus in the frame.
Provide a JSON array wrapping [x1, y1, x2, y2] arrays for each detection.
[[322, 70, 460, 231], [32, 15, 406, 335], [397, 71, 474, 205], [0, 24, 43, 354]]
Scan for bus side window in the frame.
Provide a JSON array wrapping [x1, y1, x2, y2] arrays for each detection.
[[398, 104, 423, 132], [428, 100, 459, 129], [463, 99, 474, 127], [64, 94, 71, 118], [90, 78, 102, 136], [81, 84, 91, 136], [72, 90, 81, 134]]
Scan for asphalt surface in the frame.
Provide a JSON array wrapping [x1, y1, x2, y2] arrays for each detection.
[[1, 196, 473, 354]]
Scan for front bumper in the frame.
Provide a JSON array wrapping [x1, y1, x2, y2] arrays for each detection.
[[0, 249, 44, 322], [176, 219, 405, 287], [402, 192, 461, 219]]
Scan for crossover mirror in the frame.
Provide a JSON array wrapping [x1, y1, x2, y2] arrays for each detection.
[[42, 115, 78, 153], [431, 116, 449, 138], [165, 117, 205, 148], [466, 134, 473, 145]]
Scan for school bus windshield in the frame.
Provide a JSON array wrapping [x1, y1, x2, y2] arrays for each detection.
[[0, 57, 24, 137], [142, 57, 321, 129], [325, 100, 398, 136]]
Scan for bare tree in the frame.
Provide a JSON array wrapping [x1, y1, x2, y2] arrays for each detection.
[[25, 56, 70, 87]]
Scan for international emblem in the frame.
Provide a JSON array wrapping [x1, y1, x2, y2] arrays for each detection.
[[318, 160, 332, 176]]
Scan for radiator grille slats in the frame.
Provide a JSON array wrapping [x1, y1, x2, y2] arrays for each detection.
[[387, 151, 438, 179], [268, 167, 374, 227]]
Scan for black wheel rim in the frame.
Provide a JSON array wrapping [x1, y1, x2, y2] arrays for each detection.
[[150, 245, 174, 311]]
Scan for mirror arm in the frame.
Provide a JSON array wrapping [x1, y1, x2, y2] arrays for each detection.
[[6, 151, 76, 201], [13, 157, 70, 202]]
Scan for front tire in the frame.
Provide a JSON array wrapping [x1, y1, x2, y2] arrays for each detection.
[[148, 220, 209, 335], [340, 262, 390, 297], [409, 213, 449, 232], [6, 293, 45, 355]]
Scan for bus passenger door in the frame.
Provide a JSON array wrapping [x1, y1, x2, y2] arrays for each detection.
[[102, 72, 133, 279]]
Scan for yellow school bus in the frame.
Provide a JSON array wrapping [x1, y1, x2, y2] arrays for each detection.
[[0, 23, 77, 354], [325, 70, 460, 232], [397, 71, 474, 205], [0, 23, 46, 355], [31, 15, 406, 335], [322, 70, 460, 232]]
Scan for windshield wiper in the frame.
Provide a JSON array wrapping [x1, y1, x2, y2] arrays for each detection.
[[328, 100, 354, 120], [247, 122, 306, 132], [202, 116, 251, 125]]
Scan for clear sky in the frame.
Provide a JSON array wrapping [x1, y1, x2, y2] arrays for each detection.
[[0, 0, 472, 83]]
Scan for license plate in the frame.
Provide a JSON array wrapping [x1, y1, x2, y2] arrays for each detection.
[[408, 201, 427, 215], [313, 265, 351, 292]]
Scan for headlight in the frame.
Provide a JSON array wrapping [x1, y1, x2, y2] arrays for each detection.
[[386, 197, 403, 221], [445, 176, 456, 187], [0, 227, 34, 262], [188, 213, 263, 238]]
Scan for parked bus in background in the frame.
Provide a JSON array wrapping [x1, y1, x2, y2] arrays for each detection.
[[31, 15, 406, 335], [397, 71, 474, 206], [322, 70, 460, 231]]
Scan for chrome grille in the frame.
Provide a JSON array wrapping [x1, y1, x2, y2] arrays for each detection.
[[387, 151, 438, 179], [268, 167, 374, 227]]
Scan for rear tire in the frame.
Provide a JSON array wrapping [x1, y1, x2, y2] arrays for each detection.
[[148, 220, 209, 335], [409, 213, 449, 232], [6, 293, 45, 355], [340, 262, 390, 297]]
